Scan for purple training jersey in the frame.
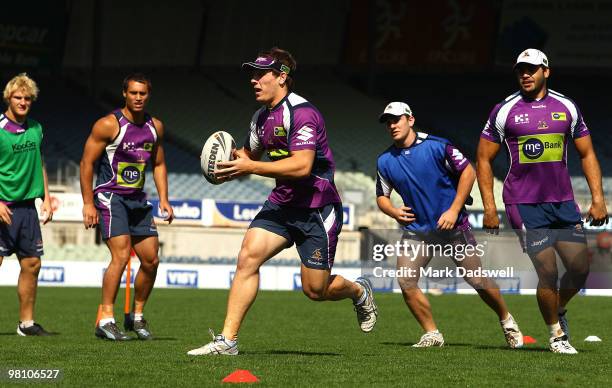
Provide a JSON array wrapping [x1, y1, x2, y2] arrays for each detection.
[[94, 110, 158, 198], [480, 90, 590, 204], [244, 92, 341, 208]]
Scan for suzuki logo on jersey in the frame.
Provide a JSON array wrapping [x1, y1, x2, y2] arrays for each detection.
[[123, 141, 135, 151], [295, 126, 314, 142], [514, 114, 529, 124], [39, 266, 65, 283], [167, 270, 198, 288], [551, 112, 567, 121]]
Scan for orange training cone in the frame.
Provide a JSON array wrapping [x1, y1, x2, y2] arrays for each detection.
[[523, 335, 537, 344], [222, 370, 259, 383]]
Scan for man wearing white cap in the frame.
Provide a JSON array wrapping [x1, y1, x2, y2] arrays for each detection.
[[477, 48, 608, 353], [376, 102, 523, 348]]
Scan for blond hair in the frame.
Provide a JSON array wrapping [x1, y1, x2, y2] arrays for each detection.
[[3, 73, 39, 104]]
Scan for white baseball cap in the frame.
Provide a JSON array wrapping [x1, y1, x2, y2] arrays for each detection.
[[378, 102, 413, 123], [514, 48, 549, 68]]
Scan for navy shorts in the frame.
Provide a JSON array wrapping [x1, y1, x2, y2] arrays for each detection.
[[0, 201, 44, 258], [402, 216, 477, 247], [505, 201, 586, 255], [249, 200, 343, 270], [95, 192, 158, 240]]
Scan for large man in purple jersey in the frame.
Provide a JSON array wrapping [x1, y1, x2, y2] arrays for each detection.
[[188, 47, 377, 356], [477, 49, 608, 354], [80, 74, 174, 341]]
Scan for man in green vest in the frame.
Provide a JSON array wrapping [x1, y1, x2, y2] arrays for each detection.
[[0, 73, 53, 336]]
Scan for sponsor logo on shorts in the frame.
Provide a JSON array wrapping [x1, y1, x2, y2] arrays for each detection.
[[531, 236, 549, 247], [167, 270, 198, 288], [551, 112, 567, 121], [307, 252, 324, 267]]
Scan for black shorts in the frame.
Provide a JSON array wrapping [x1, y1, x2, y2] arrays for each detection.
[[505, 201, 586, 255], [95, 192, 158, 240], [0, 201, 43, 258], [249, 200, 343, 270]]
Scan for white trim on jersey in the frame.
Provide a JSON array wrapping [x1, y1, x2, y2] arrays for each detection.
[[146, 122, 158, 143], [503, 138, 513, 188], [94, 123, 129, 191], [247, 107, 265, 154], [548, 89, 580, 137], [377, 171, 392, 197], [287, 92, 307, 107], [282, 101, 291, 140], [494, 93, 522, 142]]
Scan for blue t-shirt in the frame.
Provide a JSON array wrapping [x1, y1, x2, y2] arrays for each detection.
[[376, 132, 471, 232]]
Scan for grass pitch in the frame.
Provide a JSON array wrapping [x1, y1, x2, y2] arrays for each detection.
[[0, 287, 611, 387]]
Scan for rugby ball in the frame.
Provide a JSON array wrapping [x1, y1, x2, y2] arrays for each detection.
[[200, 131, 236, 184]]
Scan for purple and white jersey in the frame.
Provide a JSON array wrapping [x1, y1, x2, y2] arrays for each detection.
[[480, 90, 590, 204], [244, 92, 341, 208], [94, 110, 158, 198]]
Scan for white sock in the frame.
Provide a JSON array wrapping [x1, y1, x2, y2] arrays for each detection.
[[134, 313, 144, 321], [99, 317, 115, 326], [427, 329, 440, 334], [354, 284, 368, 305], [20, 320, 34, 328], [548, 322, 563, 338]]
